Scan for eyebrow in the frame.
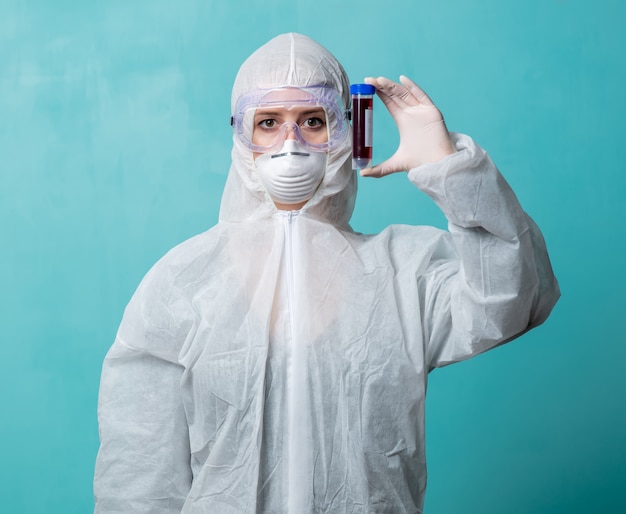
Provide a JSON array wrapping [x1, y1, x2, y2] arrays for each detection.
[[254, 109, 282, 118], [300, 108, 326, 116], [254, 107, 326, 117]]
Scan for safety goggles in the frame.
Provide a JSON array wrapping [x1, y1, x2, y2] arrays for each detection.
[[231, 86, 350, 154]]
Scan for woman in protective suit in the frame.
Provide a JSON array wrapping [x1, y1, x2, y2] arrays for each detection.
[[94, 33, 559, 513]]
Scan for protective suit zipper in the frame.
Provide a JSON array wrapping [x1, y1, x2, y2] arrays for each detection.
[[281, 210, 310, 512]]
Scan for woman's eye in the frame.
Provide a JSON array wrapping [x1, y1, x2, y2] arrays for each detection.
[[259, 119, 277, 129], [303, 117, 325, 129]]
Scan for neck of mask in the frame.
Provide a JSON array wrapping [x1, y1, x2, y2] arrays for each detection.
[[254, 140, 327, 206]]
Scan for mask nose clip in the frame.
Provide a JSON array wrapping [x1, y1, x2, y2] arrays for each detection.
[[271, 139, 311, 158]]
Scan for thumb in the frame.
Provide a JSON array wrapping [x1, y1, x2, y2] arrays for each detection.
[[360, 161, 394, 178], [359, 154, 408, 178]]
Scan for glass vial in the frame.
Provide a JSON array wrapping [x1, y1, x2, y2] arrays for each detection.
[[350, 83, 375, 169]]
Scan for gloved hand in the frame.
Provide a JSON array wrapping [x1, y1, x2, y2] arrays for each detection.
[[361, 75, 456, 177]]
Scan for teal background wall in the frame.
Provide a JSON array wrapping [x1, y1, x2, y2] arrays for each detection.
[[1, 0, 624, 512]]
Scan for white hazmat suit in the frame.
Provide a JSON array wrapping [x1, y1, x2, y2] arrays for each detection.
[[94, 33, 560, 513]]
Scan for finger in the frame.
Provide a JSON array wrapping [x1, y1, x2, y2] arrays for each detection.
[[366, 76, 430, 107], [377, 77, 416, 108], [364, 77, 406, 117], [359, 158, 404, 178], [399, 75, 434, 107], [359, 158, 385, 178], [369, 76, 419, 110], [359, 165, 385, 178]]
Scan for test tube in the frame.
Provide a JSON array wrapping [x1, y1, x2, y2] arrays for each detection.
[[350, 83, 375, 169]]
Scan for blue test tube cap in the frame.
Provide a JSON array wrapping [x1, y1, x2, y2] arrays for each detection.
[[350, 83, 376, 95]]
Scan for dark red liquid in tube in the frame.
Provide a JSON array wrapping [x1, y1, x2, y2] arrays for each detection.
[[350, 83, 375, 169]]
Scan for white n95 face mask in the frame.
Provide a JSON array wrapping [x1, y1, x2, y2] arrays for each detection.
[[255, 140, 327, 205]]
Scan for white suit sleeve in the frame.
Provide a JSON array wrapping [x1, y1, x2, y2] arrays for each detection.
[[94, 265, 193, 513], [409, 133, 560, 369]]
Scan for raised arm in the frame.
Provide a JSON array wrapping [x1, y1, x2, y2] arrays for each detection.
[[410, 132, 560, 367], [360, 75, 559, 368]]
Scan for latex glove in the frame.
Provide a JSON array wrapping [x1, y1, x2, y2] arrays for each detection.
[[361, 75, 456, 177]]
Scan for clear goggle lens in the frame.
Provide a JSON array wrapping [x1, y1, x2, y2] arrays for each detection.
[[231, 86, 350, 154]]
